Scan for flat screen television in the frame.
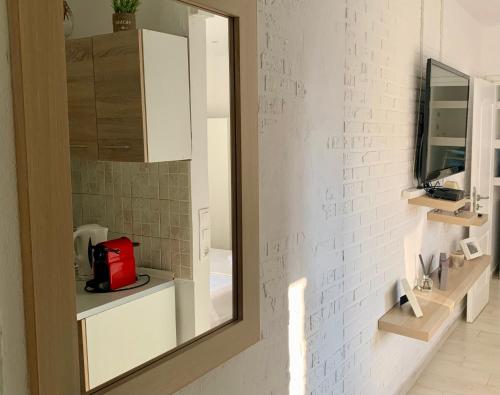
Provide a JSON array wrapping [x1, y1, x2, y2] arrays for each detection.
[[415, 59, 470, 187]]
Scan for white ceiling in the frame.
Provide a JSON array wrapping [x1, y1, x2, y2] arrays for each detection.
[[456, 0, 500, 26]]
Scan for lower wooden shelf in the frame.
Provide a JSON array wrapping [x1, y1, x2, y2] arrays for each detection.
[[408, 195, 466, 211], [378, 255, 491, 342], [379, 299, 450, 341], [427, 210, 488, 227]]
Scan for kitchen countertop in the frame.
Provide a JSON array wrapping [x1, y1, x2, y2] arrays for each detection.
[[76, 268, 175, 321]]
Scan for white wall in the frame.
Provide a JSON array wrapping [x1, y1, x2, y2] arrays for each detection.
[[188, 14, 212, 336], [441, 0, 484, 76], [206, 16, 230, 118], [207, 118, 232, 250], [0, 0, 29, 394], [481, 24, 500, 77], [206, 16, 232, 251]]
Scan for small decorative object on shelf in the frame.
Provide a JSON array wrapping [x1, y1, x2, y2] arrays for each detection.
[[417, 253, 434, 292], [419, 275, 433, 292], [112, 0, 140, 32], [459, 237, 483, 260], [401, 278, 423, 318], [439, 253, 449, 290], [449, 250, 465, 268]]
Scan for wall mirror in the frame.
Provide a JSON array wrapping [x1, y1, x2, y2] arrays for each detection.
[[64, 0, 235, 391], [8, 0, 257, 392]]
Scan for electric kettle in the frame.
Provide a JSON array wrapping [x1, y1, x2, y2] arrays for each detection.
[[73, 224, 108, 278]]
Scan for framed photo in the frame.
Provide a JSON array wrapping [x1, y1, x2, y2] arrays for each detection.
[[459, 237, 483, 260], [401, 278, 423, 318]]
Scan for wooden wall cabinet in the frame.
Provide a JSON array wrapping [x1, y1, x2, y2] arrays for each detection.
[[66, 29, 192, 163], [66, 38, 99, 160]]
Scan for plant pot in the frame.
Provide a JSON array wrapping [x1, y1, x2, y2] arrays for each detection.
[[113, 13, 136, 32], [63, 17, 73, 38]]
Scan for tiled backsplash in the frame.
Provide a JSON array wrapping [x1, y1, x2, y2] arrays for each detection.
[[71, 159, 193, 279]]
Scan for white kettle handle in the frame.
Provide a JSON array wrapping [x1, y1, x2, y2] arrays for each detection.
[[73, 228, 87, 265]]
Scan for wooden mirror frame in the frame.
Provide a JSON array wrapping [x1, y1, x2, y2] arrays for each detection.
[[6, 0, 259, 394]]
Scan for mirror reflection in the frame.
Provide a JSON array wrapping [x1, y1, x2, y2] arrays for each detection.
[[426, 63, 469, 180], [64, 0, 234, 390]]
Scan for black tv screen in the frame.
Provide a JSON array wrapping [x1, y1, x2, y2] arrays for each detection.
[[416, 59, 470, 186]]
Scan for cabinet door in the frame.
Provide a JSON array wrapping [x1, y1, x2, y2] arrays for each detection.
[[93, 30, 146, 162], [66, 38, 98, 160], [142, 30, 192, 162], [82, 286, 177, 390], [467, 265, 490, 323]]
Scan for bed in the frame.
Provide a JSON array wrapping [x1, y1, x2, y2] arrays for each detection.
[[209, 249, 233, 326]]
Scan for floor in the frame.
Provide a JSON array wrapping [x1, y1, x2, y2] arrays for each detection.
[[408, 277, 500, 395]]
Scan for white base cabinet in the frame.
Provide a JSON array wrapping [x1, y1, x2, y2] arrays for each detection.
[[466, 265, 490, 323], [80, 286, 177, 390]]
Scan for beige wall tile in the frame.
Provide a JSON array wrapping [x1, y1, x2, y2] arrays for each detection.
[[71, 159, 193, 279]]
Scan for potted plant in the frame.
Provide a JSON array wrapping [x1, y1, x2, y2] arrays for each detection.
[[112, 0, 140, 32], [63, 0, 73, 37]]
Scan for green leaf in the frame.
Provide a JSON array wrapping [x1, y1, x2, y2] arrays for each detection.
[[111, 0, 139, 13]]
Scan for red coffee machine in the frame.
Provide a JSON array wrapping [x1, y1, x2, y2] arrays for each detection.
[[85, 237, 138, 292]]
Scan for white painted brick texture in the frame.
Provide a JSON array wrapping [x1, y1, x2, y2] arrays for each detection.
[[176, 1, 477, 394]]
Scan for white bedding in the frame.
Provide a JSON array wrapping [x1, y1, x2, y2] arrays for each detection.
[[209, 249, 233, 326]]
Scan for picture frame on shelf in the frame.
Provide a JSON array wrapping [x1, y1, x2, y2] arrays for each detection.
[[459, 237, 483, 260], [401, 278, 423, 318]]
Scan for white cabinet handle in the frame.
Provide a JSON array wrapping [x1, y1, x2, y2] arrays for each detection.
[[70, 144, 89, 149]]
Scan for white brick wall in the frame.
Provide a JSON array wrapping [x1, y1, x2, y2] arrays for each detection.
[[175, 1, 485, 395]]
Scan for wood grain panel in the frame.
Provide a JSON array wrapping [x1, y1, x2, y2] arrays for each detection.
[[427, 210, 488, 227], [79, 320, 90, 392], [66, 38, 98, 160], [6, 0, 81, 394], [408, 195, 466, 211], [93, 30, 145, 162], [379, 299, 450, 342], [97, 117, 145, 162]]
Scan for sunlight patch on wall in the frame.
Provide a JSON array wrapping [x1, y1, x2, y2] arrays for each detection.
[[288, 278, 307, 395]]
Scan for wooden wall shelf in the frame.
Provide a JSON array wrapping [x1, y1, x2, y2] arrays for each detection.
[[378, 255, 491, 342], [408, 195, 466, 212], [427, 210, 488, 227], [378, 299, 449, 341]]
